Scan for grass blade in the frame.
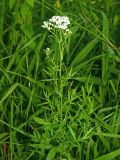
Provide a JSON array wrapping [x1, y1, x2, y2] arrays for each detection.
[[32, 116, 49, 125], [70, 37, 99, 67], [46, 147, 57, 160], [94, 148, 120, 160], [0, 83, 19, 105]]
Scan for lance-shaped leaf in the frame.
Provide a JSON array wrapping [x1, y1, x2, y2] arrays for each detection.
[[70, 37, 99, 68]]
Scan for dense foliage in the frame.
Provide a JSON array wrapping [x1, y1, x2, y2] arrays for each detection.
[[0, 0, 120, 159]]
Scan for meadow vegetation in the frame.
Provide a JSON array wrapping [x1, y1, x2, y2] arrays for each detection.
[[0, 0, 120, 159]]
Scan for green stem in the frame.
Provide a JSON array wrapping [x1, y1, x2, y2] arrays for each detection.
[[0, 0, 5, 41]]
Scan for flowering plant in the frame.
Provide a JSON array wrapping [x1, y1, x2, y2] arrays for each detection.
[[42, 16, 72, 120]]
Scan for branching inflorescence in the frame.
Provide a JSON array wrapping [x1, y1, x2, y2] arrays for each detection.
[[42, 16, 72, 35]]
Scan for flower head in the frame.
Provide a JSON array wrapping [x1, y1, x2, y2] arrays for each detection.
[[42, 16, 72, 35]]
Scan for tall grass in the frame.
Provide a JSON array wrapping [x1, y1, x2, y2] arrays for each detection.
[[0, 0, 120, 159]]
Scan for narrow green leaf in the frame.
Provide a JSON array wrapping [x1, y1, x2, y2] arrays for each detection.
[[102, 133, 120, 139], [9, 0, 15, 10], [46, 147, 57, 160], [68, 125, 76, 140], [71, 37, 99, 67], [109, 80, 117, 97], [0, 133, 8, 141], [19, 84, 41, 106], [26, 0, 34, 7], [97, 127, 110, 152], [35, 33, 47, 53], [27, 53, 37, 75], [101, 12, 109, 84], [20, 2, 30, 18], [94, 148, 120, 160], [69, 54, 103, 73], [33, 116, 49, 125], [19, 34, 41, 51], [0, 83, 19, 105], [72, 76, 101, 85], [0, 0, 5, 40], [0, 119, 34, 139], [20, 24, 33, 39], [102, 12, 109, 38]]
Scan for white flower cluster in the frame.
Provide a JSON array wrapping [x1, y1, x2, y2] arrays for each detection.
[[42, 16, 72, 35]]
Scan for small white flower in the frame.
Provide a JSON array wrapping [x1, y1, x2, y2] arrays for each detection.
[[46, 48, 50, 52], [45, 48, 51, 57], [42, 16, 72, 35]]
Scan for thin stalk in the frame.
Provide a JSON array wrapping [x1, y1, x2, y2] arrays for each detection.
[[59, 32, 65, 121], [10, 99, 14, 160], [0, 0, 5, 41]]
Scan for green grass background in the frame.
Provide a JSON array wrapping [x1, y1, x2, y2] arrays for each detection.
[[0, 0, 120, 159]]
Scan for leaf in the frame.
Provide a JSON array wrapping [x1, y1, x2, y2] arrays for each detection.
[[94, 148, 120, 160], [20, 2, 30, 18], [102, 12, 109, 38], [46, 147, 57, 160], [55, 0, 61, 8], [0, 133, 8, 141], [69, 54, 102, 73], [97, 127, 110, 152], [68, 125, 76, 140], [9, 0, 16, 10], [33, 117, 49, 125], [0, 119, 34, 139], [27, 53, 37, 75], [72, 76, 101, 85], [20, 24, 33, 39], [102, 133, 120, 139], [70, 37, 99, 67], [26, 0, 34, 7], [0, 0, 5, 39], [0, 83, 19, 105], [19, 34, 41, 51], [19, 84, 41, 106], [35, 33, 47, 53], [101, 12, 109, 83]]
